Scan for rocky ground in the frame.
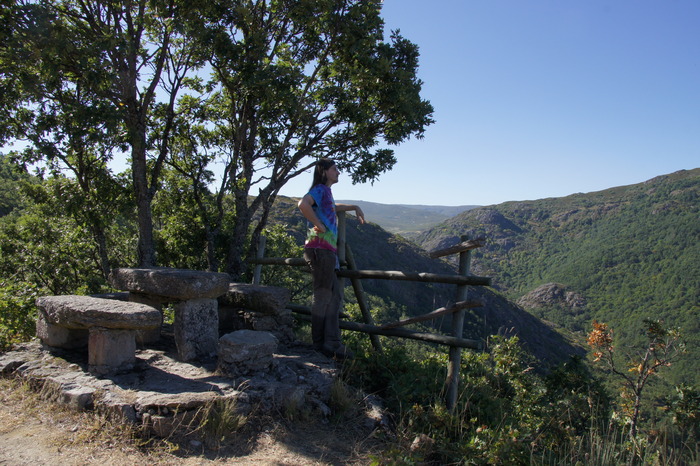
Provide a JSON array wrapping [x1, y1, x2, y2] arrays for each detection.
[[0, 378, 386, 464], [0, 336, 391, 465]]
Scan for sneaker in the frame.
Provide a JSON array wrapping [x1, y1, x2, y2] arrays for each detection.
[[321, 343, 355, 360]]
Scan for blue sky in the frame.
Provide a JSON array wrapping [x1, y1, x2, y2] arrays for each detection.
[[281, 0, 700, 206]]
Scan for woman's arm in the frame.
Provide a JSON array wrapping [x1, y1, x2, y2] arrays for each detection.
[[298, 194, 326, 233], [335, 203, 365, 224]]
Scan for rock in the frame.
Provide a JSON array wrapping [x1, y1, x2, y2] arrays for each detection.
[[36, 314, 89, 349], [219, 283, 291, 316], [516, 283, 586, 312], [218, 330, 278, 376], [109, 267, 230, 300], [410, 433, 435, 452], [223, 308, 295, 345], [35, 296, 164, 375]]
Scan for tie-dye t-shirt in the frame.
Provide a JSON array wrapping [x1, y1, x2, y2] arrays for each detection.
[[304, 184, 337, 252]]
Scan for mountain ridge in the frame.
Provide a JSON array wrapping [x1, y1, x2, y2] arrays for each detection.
[[333, 200, 479, 234], [411, 168, 700, 386], [269, 168, 698, 378]]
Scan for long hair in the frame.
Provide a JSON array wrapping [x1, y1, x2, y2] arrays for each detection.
[[310, 158, 336, 189]]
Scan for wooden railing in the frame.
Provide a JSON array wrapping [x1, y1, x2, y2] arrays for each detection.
[[249, 212, 491, 412]]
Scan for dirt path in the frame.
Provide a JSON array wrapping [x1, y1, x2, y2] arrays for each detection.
[[0, 378, 386, 465]]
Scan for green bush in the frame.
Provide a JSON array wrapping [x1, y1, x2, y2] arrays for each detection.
[[0, 281, 41, 351]]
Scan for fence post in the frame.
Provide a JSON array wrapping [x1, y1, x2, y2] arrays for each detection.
[[337, 211, 347, 318], [346, 244, 383, 353], [446, 235, 472, 413]]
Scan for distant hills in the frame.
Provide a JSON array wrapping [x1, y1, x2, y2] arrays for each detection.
[[277, 168, 699, 383], [335, 200, 478, 235], [270, 199, 585, 369], [413, 168, 700, 387]]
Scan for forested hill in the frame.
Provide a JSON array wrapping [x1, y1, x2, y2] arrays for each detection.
[[333, 200, 478, 235], [414, 168, 700, 387], [269, 196, 585, 369]]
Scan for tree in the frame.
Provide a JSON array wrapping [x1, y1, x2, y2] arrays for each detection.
[[2, 0, 200, 267], [587, 319, 686, 439], [3, 0, 432, 277], [181, 0, 434, 277]]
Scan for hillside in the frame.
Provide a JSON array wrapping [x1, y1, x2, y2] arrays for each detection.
[[269, 196, 584, 369], [414, 168, 700, 386], [335, 200, 478, 235]]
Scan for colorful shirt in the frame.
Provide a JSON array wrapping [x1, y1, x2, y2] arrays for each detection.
[[304, 184, 337, 252]]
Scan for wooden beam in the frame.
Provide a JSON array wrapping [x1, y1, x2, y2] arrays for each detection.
[[287, 303, 349, 319], [337, 269, 491, 286], [380, 299, 484, 329], [346, 244, 383, 352], [429, 237, 485, 259], [249, 257, 307, 267], [295, 314, 482, 350]]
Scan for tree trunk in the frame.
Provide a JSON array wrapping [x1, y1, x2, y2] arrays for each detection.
[[92, 224, 111, 279], [226, 196, 253, 280], [132, 134, 156, 267]]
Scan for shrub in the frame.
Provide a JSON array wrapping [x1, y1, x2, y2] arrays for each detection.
[[0, 280, 41, 350]]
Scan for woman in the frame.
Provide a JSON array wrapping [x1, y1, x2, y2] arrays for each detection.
[[297, 158, 365, 360]]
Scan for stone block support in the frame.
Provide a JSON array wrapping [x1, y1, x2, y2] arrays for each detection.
[[36, 314, 88, 349], [88, 327, 137, 375], [174, 298, 219, 362], [128, 292, 163, 345]]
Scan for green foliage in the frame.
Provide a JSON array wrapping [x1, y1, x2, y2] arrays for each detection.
[[0, 280, 41, 351], [588, 319, 686, 440], [353, 333, 699, 464], [416, 169, 700, 387], [352, 336, 615, 464], [0, 205, 105, 294], [256, 225, 308, 299], [0, 154, 30, 216], [668, 384, 700, 443]]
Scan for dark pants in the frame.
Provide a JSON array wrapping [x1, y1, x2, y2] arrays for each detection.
[[303, 248, 342, 348]]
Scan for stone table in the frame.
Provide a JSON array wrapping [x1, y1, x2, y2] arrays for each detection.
[[35, 295, 162, 375], [109, 267, 230, 361]]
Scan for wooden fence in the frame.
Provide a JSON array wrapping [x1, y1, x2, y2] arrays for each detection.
[[249, 212, 491, 412]]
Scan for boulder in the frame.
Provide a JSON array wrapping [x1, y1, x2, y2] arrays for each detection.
[[218, 283, 294, 344]]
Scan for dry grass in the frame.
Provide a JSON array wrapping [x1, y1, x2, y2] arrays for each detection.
[[0, 375, 387, 465]]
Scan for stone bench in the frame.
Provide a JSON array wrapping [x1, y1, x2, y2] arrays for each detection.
[[109, 267, 230, 362], [35, 295, 161, 375]]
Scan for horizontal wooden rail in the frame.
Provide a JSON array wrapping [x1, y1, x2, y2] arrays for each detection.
[[295, 314, 483, 350], [248, 258, 492, 286], [380, 299, 484, 329], [286, 303, 350, 319], [337, 269, 491, 286], [429, 237, 485, 259], [250, 257, 307, 266]]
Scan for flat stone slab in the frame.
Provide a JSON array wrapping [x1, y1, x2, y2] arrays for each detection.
[[36, 295, 161, 330], [109, 267, 230, 300], [219, 283, 291, 316]]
